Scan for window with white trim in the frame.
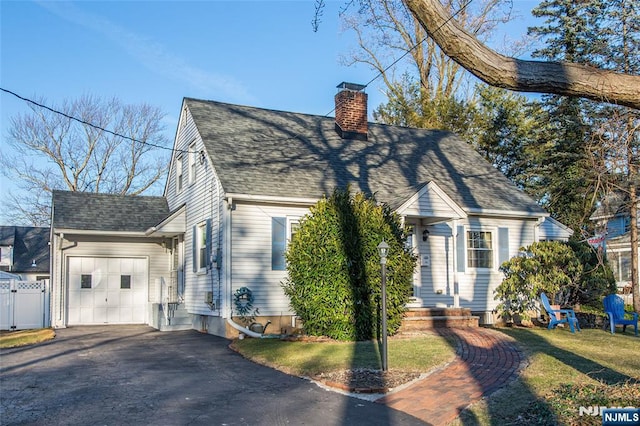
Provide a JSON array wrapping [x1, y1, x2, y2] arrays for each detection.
[[272, 216, 300, 270], [609, 250, 632, 283], [188, 142, 196, 185], [0, 246, 10, 266], [467, 230, 494, 269], [197, 222, 207, 272], [176, 156, 183, 193]]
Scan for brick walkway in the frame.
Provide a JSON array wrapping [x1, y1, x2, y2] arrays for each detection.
[[376, 328, 524, 425]]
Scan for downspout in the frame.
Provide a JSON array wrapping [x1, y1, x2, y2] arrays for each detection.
[[226, 317, 262, 338], [534, 217, 543, 242], [225, 197, 233, 320], [54, 232, 78, 328], [56, 233, 65, 327], [452, 220, 460, 308]]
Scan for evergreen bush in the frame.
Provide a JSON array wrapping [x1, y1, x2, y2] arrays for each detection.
[[282, 188, 416, 341], [495, 240, 616, 321], [495, 241, 582, 320]]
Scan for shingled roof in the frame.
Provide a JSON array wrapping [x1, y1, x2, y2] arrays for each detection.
[[0, 226, 50, 273], [52, 191, 169, 233], [186, 98, 545, 214]]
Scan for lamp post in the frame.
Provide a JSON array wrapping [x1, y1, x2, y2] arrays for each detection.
[[377, 240, 389, 372]]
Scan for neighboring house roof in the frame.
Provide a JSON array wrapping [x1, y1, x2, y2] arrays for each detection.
[[0, 226, 50, 273], [590, 192, 637, 220], [186, 98, 545, 214], [538, 217, 574, 240], [52, 191, 169, 233]]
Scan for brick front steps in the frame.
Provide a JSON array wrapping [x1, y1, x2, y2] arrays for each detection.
[[400, 308, 479, 331]]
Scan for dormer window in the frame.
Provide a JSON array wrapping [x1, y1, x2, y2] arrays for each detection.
[[188, 142, 197, 185], [176, 155, 183, 193]]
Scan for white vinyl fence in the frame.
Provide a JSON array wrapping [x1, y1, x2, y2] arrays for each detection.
[[0, 279, 50, 331]]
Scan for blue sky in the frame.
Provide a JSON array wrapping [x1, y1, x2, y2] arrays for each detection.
[[0, 0, 541, 224]]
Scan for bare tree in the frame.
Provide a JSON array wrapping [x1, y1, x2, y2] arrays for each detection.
[[341, 0, 512, 104], [403, 0, 640, 109], [589, 108, 639, 311], [1, 95, 170, 225]]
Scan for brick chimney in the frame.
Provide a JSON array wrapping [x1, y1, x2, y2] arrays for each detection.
[[335, 82, 368, 141]]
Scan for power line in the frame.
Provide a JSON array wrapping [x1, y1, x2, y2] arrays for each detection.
[[3, 0, 473, 149], [0, 87, 190, 154]]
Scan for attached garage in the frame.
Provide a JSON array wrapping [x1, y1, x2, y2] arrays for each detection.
[[67, 257, 148, 325], [50, 190, 174, 329]]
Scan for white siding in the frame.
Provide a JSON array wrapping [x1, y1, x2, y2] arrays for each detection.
[[401, 186, 461, 218], [166, 104, 225, 318], [230, 203, 310, 316], [50, 235, 169, 327], [416, 217, 538, 313], [457, 217, 536, 312]]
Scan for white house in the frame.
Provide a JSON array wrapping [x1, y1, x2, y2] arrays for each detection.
[[590, 192, 639, 293], [0, 226, 50, 282], [49, 83, 571, 336]]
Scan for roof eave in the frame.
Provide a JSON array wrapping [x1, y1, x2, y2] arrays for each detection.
[[225, 192, 318, 206], [52, 228, 152, 238], [465, 208, 548, 219]]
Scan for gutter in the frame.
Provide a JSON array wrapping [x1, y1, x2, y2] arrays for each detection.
[[53, 229, 149, 237], [464, 208, 549, 219], [224, 192, 317, 206]]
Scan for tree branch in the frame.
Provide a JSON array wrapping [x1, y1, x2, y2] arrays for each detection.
[[404, 0, 640, 109]]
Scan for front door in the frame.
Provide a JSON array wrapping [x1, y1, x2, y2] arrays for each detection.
[[405, 224, 421, 305]]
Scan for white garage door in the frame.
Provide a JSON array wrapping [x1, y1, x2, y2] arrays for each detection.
[[67, 257, 148, 325]]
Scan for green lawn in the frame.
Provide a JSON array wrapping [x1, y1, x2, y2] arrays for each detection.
[[454, 327, 640, 426], [234, 327, 639, 426], [0, 328, 55, 348], [232, 334, 457, 376]]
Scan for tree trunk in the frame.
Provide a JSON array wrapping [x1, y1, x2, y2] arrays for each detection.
[[628, 121, 639, 313], [404, 0, 640, 110]]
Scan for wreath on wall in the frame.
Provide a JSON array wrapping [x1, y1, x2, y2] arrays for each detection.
[[233, 287, 259, 325]]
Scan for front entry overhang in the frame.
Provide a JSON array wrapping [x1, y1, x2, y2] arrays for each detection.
[[396, 181, 467, 223], [145, 204, 186, 237]]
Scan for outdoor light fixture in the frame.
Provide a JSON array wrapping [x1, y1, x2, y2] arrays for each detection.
[[377, 240, 389, 263], [422, 229, 430, 242], [377, 240, 389, 371], [31, 260, 37, 267]]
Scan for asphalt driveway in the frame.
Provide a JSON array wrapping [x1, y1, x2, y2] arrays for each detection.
[[0, 325, 426, 425]]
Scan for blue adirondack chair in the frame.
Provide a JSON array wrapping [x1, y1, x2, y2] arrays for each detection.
[[603, 294, 638, 336], [540, 292, 581, 333]]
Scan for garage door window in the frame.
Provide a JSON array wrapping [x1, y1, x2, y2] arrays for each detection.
[[81, 274, 92, 289], [121, 275, 131, 289]]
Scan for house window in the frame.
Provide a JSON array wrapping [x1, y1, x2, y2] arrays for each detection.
[[198, 222, 207, 272], [188, 142, 196, 185], [272, 216, 300, 271], [0, 246, 10, 266], [121, 275, 131, 289], [288, 219, 300, 243], [193, 221, 211, 273], [176, 156, 183, 193], [609, 251, 632, 283], [81, 274, 92, 289], [171, 237, 180, 271], [467, 231, 493, 269]]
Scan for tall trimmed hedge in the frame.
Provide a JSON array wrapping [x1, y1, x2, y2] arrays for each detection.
[[282, 188, 416, 341]]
